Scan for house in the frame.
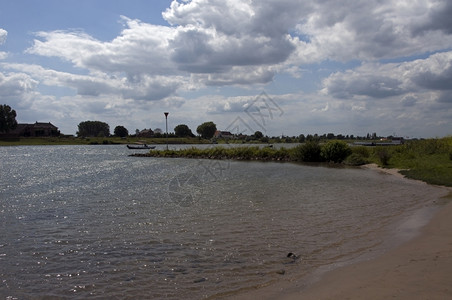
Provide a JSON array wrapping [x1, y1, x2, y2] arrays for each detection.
[[137, 128, 154, 138], [214, 130, 234, 139], [1, 122, 60, 137]]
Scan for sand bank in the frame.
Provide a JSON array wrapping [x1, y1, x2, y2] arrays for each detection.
[[230, 165, 452, 300]]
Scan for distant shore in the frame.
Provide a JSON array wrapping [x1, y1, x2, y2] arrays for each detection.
[[229, 164, 452, 300]]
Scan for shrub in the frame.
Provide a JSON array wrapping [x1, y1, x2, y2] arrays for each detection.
[[321, 141, 352, 163], [291, 141, 323, 162]]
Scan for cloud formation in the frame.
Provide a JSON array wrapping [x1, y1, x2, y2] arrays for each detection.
[[1, 0, 452, 136], [322, 51, 452, 99], [23, 0, 452, 98]]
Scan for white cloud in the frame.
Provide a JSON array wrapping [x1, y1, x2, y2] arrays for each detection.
[[0, 28, 7, 59], [322, 51, 452, 99], [0, 71, 38, 99], [291, 0, 452, 63], [3, 63, 184, 101], [27, 17, 177, 75], [0, 28, 7, 44]]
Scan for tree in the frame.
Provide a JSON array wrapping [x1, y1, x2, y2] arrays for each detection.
[[0, 104, 18, 133], [77, 121, 110, 137], [254, 131, 263, 139], [174, 124, 193, 137], [196, 121, 217, 139], [298, 134, 305, 143], [114, 125, 128, 137]]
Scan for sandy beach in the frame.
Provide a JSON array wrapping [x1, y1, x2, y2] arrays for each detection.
[[231, 165, 452, 300]]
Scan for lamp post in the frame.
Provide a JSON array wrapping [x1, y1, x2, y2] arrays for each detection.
[[164, 112, 169, 150]]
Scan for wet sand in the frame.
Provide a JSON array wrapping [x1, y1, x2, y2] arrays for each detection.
[[230, 164, 452, 300]]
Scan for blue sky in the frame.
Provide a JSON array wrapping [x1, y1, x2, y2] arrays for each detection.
[[1, 0, 451, 138]]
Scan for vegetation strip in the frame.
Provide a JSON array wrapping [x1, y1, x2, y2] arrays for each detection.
[[131, 138, 452, 187]]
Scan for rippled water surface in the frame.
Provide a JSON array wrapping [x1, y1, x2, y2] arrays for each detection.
[[0, 145, 441, 299]]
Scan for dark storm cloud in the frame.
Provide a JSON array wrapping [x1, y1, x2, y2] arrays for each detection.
[[413, 0, 452, 35]]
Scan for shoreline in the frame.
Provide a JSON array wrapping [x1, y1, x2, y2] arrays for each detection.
[[229, 164, 452, 299]]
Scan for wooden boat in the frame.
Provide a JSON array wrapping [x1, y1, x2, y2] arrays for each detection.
[[127, 144, 155, 149]]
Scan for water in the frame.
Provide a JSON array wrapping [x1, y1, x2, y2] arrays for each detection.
[[0, 145, 444, 299]]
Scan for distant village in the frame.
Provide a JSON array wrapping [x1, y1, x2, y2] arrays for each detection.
[[0, 120, 407, 145]]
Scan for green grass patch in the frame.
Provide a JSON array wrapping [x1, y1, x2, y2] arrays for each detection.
[[368, 137, 452, 187]]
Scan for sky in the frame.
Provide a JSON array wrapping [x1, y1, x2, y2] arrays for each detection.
[[0, 0, 451, 138]]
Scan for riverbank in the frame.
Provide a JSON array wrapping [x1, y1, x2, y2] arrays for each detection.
[[229, 165, 452, 300]]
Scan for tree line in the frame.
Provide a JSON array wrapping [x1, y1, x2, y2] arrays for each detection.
[[0, 103, 395, 141], [76, 120, 218, 139]]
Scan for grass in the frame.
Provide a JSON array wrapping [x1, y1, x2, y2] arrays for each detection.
[[368, 137, 452, 187]]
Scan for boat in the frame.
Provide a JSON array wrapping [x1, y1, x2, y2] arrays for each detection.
[[127, 144, 155, 149]]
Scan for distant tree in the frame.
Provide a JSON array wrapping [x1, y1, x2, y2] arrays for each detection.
[[260, 136, 269, 143], [77, 121, 110, 137], [153, 128, 163, 138], [0, 104, 18, 133], [254, 131, 263, 139], [327, 133, 335, 139], [196, 121, 217, 139], [114, 125, 128, 137], [298, 134, 305, 143], [174, 124, 193, 137]]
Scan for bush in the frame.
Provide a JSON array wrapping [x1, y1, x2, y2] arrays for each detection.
[[321, 141, 352, 163], [291, 141, 323, 162]]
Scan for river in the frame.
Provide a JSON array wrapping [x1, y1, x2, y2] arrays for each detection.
[[0, 145, 443, 299]]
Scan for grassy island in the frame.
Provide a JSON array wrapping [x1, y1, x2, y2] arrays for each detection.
[[131, 137, 452, 187]]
